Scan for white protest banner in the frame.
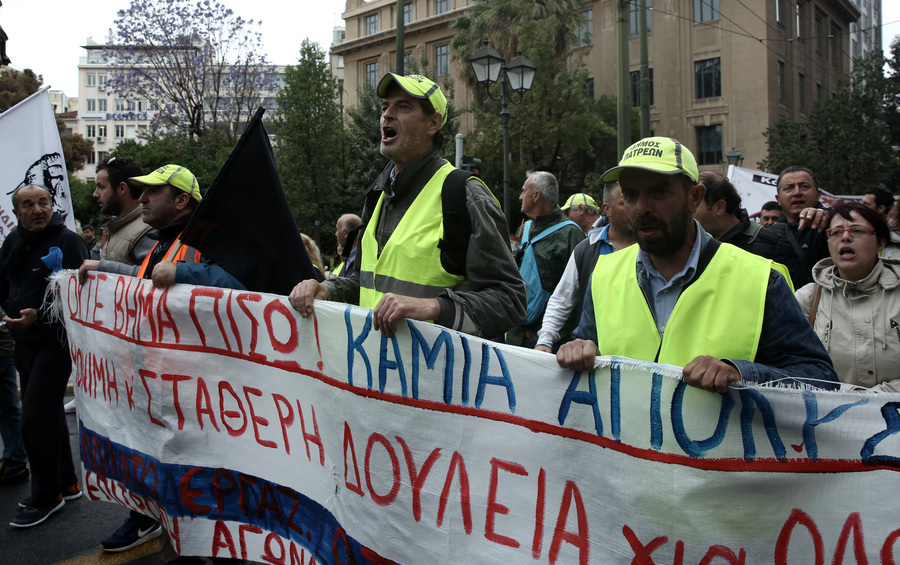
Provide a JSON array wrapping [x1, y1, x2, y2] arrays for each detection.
[[55, 272, 900, 564], [0, 87, 76, 239]]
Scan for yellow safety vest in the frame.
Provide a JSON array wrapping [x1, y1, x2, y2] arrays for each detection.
[[591, 242, 771, 367], [359, 163, 471, 310]]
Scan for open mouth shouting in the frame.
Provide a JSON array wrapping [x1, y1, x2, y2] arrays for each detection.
[[382, 125, 398, 143]]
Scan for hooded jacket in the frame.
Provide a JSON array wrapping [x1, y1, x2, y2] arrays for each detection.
[[796, 257, 900, 392]]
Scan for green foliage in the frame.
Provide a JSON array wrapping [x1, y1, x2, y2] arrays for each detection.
[[343, 85, 384, 202], [0, 68, 42, 111], [760, 37, 900, 193], [60, 132, 94, 173], [68, 174, 103, 228], [450, 0, 622, 218], [110, 134, 232, 194], [274, 39, 353, 254]]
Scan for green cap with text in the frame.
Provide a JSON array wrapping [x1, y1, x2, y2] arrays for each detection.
[[377, 73, 448, 127], [129, 164, 202, 203], [601, 137, 699, 183]]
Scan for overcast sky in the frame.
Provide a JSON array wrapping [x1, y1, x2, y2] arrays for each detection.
[[0, 0, 345, 95], [1, 1, 898, 97]]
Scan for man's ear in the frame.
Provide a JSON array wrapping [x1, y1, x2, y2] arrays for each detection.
[[688, 183, 706, 214], [174, 192, 192, 212], [713, 199, 727, 217], [426, 112, 443, 136], [116, 182, 130, 197]]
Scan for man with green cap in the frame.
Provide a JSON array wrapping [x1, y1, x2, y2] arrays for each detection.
[[290, 74, 525, 339], [79, 164, 243, 290], [561, 192, 601, 234], [556, 137, 838, 392]]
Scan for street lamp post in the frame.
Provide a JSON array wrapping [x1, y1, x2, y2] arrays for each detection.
[[469, 42, 536, 229], [726, 146, 744, 168]]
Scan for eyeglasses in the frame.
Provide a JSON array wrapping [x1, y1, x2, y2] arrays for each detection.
[[825, 225, 876, 239]]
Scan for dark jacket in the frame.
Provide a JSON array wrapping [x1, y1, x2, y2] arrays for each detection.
[[719, 209, 802, 285], [768, 210, 830, 288], [0, 213, 89, 344]]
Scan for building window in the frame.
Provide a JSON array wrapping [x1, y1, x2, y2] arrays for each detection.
[[795, 2, 805, 39], [798, 72, 806, 111], [830, 26, 840, 65], [115, 125, 125, 138], [365, 14, 378, 36], [86, 125, 96, 137], [777, 61, 785, 101], [694, 57, 721, 99], [435, 44, 450, 76], [629, 0, 652, 36], [435, 0, 450, 15], [86, 152, 96, 165], [126, 100, 136, 111], [98, 151, 108, 163], [138, 100, 148, 112], [98, 73, 107, 87], [575, 9, 593, 47], [630, 68, 654, 107], [403, 51, 413, 66], [815, 14, 823, 52], [694, 0, 719, 23], [115, 99, 125, 111], [816, 82, 823, 100], [98, 125, 107, 137], [776, 0, 785, 25], [87, 99, 96, 112], [584, 78, 594, 100], [86, 73, 96, 87], [338, 55, 345, 69], [98, 99, 107, 112], [403, 2, 412, 24], [696, 125, 722, 166], [365, 62, 379, 89]]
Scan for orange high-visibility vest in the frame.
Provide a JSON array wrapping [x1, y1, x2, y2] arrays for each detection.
[[136, 234, 201, 279]]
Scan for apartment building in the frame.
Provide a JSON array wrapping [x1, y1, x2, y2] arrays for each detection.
[[333, 0, 864, 174], [75, 38, 155, 181]]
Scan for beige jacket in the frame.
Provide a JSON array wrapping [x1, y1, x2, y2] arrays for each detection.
[[101, 204, 151, 265], [796, 258, 900, 392]]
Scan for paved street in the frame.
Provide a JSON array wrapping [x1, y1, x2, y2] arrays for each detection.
[[0, 391, 164, 565]]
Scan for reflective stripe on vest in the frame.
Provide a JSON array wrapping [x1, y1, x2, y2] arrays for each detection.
[[359, 163, 470, 310], [591, 243, 770, 367], [136, 235, 201, 279]]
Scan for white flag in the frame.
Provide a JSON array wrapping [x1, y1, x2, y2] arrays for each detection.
[[0, 87, 76, 239]]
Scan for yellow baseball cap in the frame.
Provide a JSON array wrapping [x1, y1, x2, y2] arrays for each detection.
[[377, 73, 448, 127], [601, 137, 699, 183], [129, 164, 202, 202], [561, 193, 598, 211]]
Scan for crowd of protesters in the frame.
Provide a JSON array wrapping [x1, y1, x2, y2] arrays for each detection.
[[0, 72, 897, 564]]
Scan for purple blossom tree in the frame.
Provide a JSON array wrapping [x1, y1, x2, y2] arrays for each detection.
[[106, 0, 279, 144]]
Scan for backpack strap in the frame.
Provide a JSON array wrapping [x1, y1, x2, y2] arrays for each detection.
[[438, 168, 473, 277]]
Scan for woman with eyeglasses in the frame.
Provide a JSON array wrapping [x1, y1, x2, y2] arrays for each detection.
[[795, 201, 900, 392]]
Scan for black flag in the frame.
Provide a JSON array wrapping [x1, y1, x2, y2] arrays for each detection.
[[180, 108, 317, 295]]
